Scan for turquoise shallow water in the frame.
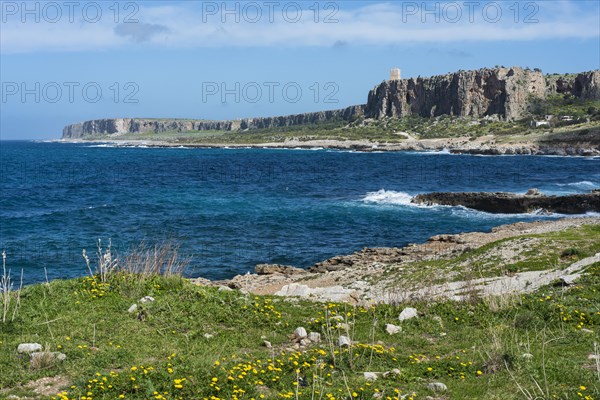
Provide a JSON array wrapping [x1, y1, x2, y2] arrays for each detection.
[[1, 141, 598, 284]]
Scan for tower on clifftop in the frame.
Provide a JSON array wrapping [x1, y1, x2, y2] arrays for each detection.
[[390, 68, 401, 81]]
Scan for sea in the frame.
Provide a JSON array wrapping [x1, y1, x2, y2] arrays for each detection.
[[1, 141, 599, 285]]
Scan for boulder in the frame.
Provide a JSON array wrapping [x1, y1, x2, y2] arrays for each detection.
[[399, 307, 418, 321], [255, 264, 305, 275], [17, 343, 42, 354]]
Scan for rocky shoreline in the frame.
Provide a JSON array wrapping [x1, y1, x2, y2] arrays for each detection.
[[55, 135, 600, 156], [191, 217, 600, 304]]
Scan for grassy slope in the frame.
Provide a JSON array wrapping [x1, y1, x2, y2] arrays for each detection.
[[1, 226, 599, 399]]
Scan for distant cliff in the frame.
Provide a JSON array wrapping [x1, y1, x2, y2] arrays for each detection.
[[62, 105, 364, 139], [365, 67, 600, 121], [62, 67, 599, 138]]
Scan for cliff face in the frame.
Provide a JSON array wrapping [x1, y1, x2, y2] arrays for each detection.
[[364, 67, 547, 121], [62, 105, 364, 138], [62, 67, 600, 138]]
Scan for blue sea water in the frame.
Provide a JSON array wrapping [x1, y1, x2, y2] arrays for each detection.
[[1, 141, 598, 285]]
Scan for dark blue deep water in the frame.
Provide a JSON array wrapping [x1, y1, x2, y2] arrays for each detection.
[[1, 141, 599, 285]]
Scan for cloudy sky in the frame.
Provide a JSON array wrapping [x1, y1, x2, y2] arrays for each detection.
[[1, 0, 599, 139]]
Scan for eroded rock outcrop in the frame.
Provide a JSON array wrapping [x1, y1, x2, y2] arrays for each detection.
[[364, 67, 547, 121], [412, 190, 600, 214]]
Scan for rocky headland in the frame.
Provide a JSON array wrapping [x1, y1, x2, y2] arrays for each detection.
[[62, 67, 600, 142]]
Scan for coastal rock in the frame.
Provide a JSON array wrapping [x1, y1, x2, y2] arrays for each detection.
[[427, 382, 448, 392], [338, 336, 351, 347], [399, 307, 419, 321], [274, 283, 357, 302], [412, 191, 600, 214], [17, 343, 42, 354], [386, 323, 402, 335], [294, 327, 308, 339], [363, 372, 379, 381], [255, 264, 305, 276], [30, 351, 67, 362], [308, 332, 321, 343]]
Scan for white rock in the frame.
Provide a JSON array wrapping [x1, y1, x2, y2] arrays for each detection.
[[30, 351, 67, 361], [300, 338, 312, 347], [218, 286, 233, 292], [294, 327, 308, 338], [338, 335, 351, 347], [139, 296, 155, 303], [522, 353, 533, 360], [386, 323, 402, 335], [427, 382, 447, 392], [363, 372, 378, 381], [264, 340, 272, 348], [127, 304, 138, 313], [308, 332, 321, 343], [203, 333, 214, 339], [17, 343, 42, 354], [399, 307, 418, 321], [274, 283, 355, 302]]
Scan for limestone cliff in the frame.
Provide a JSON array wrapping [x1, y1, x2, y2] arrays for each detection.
[[364, 67, 547, 121], [62, 105, 364, 138]]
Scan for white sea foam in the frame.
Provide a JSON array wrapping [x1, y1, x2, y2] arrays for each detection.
[[361, 189, 415, 206], [556, 181, 597, 189]]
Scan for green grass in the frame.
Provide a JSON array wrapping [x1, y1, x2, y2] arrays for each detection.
[[1, 249, 600, 399], [375, 224, 600, 286]]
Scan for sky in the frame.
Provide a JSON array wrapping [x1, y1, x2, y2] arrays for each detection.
[[0, 0, 599, 139]]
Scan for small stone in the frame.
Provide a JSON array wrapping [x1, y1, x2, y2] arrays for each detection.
[[300, 338, 312, 347], [337, 322, 350, 330], [522, 353, 533, 360], [386, 324, 402, 335], [294, 327, 308, 338], [127, 304, 138, 313], [264, 340, 272, 348], [338, 335, 351, 347], [17, 343, 42, 354], [218, 286, 233, 292], [203, 333, 214, 339], [30, 351, 67, 362], [427, 382, 448, 392], [399, 307, 418, 321], [308, 332, 321, 342], [559, 275, 577, 286], [363, 372, 378, 381], [139, 296, 155, 303], [391, 368, 401, 375]]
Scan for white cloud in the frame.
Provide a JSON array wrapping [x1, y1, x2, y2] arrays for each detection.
[[1, 1, 598, 54]]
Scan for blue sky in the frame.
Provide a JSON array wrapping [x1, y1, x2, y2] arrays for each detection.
[[1, 0, 599, 139]]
